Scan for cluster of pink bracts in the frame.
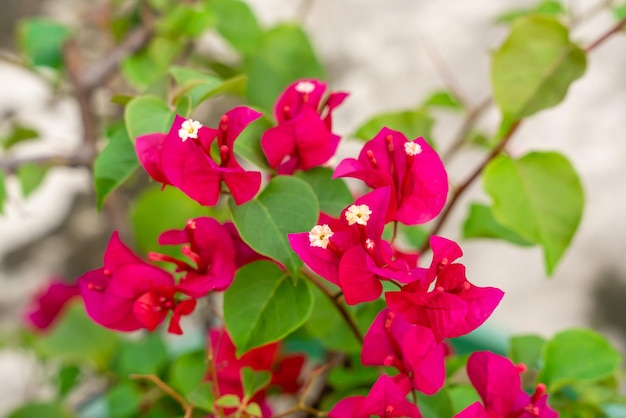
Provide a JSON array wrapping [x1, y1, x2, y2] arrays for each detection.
[[25, 79, 557, 417]]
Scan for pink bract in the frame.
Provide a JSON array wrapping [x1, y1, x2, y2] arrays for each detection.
[[334, 127, 448, 225], [23, 279, 79, 331]]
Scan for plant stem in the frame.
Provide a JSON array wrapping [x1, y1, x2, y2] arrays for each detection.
[[130, 374, 193, 417], [585, 15, 626, 53]]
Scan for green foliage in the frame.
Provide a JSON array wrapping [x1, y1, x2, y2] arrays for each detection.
[[233, 114, 272, 170], [125, 96, 175, 140], [483, 151, 584, 274], [18, 163, 49, 197], [113, 333, 169, 376], [0, 171, 5, 214], [295, 167, 353, 217], [448, 385, 481, 414], [423, 90, 463, 110], [130, 185, 210, 257], [508, 334, 546, 370], [57, 365, 81, 397], [492, 16, 586, 122], [224, 261, 313, 355], [495, 1, 566, 24], [417, 389, 454, 418], [463, 202, 533, 246], [18, 18, 72, 69], [121, 37, 181, 91], [94, 125, 139, 210], [241, 367, 271, 399], [106, 380, 142, 418], [244, 24, 325, 111], [8, 402, 74, 418], [212, 0, 263, 54], [539, 329, 623, 391], [229, 176, 319, 278], [355, 107, 435, 146], [1, 123, 39, 150], [158, 3, 215, 38], [168, 350, 207, 397], [33, 303, 119, 370]]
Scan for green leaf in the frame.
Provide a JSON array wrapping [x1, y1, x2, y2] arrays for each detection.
[[355, 108, 435, 146], [34, 302, 119, 370], [295, 167, 353, 217], [169, 66, 224, 108], [245, 402, 262, 417], [121, 37, 180, 91], [94, 125, 139, 210], [168, 350, 206, 397], [8, 402, 74, 418], [18, 163, 49, 197], [18, 19, 72, 69], [483, 152, 584, 274], [158, 4, 215, 38], [463, 202, 533, 246], [57, 365, 81, 397], [114, 333, 168, 376], [233, 114, 271, 170], [1, 123, 39, 150], [130, 185, 210, 257], [228, 176, 319, 278], [125, 95, 175, 140], [211, 0, 263, 54], [448, 384, 481, 414], [492, 16, 586, 120], [216, 394, 240, 408], [244, 24, 324, 111], [224, 261, 313, 355], [423, 90, 462, 110], [495, 1, 566, 24], [539, 329, 622, 390], [0, 171, 5, 213], [241, 367, 271, 399], [107, 381, 142, 418], [508, 334, 546, 369], [417, 388, 454, 418], [187, 383, 215, 412], [614, 2, 626, 20]]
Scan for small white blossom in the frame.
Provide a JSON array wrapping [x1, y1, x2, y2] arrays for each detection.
[[309, 224, 334, 249], [365, 238, 375, 251], [345, 204, 372, 226], [295, 81, 315, 94], [404, 141, 422, 156], [178, 119, 202, 142]]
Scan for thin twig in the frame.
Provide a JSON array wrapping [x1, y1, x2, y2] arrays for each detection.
[[441, 96, 492, 163], [0, 153, 92, 174], [272, 365, 330, 418], [422, 40, 471, 108], [585, 15, 626, 52], [302, 269, 364, 344], [130, 374, 193, 418]]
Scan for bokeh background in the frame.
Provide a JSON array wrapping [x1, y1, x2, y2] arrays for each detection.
[[1, 0, 625, 414]]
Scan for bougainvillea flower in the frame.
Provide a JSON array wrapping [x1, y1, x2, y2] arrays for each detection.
[[334, 127, 448, 225], [208, 327, 305, 415], [148, 217, 237, 298], [78, 232, 196, 334], [223, 221, 270, 268], [23, 279, 79, 331], [261, 79, 348, 174], [289, 187, 418, 304], [362, 308, 445, 395], [329, 374, 422, 418], [455, 351, 558, 418], [136, 107, 262, 206], [386, 236, 504, 341]]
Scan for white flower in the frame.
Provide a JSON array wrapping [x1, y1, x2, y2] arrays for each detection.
[[345, 204, 372, 226], [309, 224, 334, 249], [178, 119, 202, 142], [295, 81, 315, 94], [404, 141, 422, 156], [365, 238, 375, 251]]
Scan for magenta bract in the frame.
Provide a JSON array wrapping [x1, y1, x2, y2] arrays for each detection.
[[23, 279, 79, 331], [334, 127, 448, 225]]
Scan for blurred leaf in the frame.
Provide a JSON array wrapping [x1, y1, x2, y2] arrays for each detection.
[[418, 388, 454, 418], [245, 402, 262, 417], [168, 350, 206, 396], [8, 402, 74, 418], [234, 114, 271, 170], [423, 90, 462, 110], [158, 4, 215, 38], [170, 66, 223, 108], [216, 394, 240, 407], [18, 19, 72, 69], [94, 125, 139, 210], [495, 1, 566, 24], [122, 37, 180, 91], [0, 171, 6, 214], [229, 176, 319, 278], [224, 261, 313, 355], [508, 334, 546, 369], [295, 167, 353, 217], [241, 367, 271, 399], [187, 383, 215, 412], [107, 381, 142, 418], [130, 185, 210, 257], [1, 123, 39, 150], [614, 2, 626, 20], [463, 202, 533, 246], [483, 152, 584, 275], [448, 384, 480, 414], [492, 16, 586, 120], [399, 224, 429, 249], [355, 108, 435, 146], [18, 163, 49, 197], [244, 24, 324, 111], [114, 333, 168, 376], [34, 302, 119, 370], [211, 0, 263, 54], [57, 365, 81, 398], [125, 95, 175, 140], [539, 329, 622, 391]]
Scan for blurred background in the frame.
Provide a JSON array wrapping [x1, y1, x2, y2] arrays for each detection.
[[0, 0, 625, 414]]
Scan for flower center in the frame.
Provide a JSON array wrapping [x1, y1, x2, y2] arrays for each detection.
[[404, 141, 422, 156], [309, 224, 334, 249], [345, 204, 372, 226], [178, 119, 202, 142], [295, 81, 315, 94]]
